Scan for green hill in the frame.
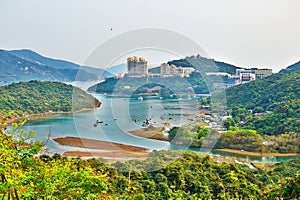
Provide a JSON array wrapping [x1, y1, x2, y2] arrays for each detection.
[[225, 73, 300, 110], [223, 73, 300, 134], [88, 73, 209, 95], [149, 55, 243, 74], [0, 81, 100, 118]]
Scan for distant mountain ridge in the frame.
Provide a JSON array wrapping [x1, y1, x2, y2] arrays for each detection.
[[0, 49, 114, 85], [9, 49, 80, 70], [105, 63, 126, 75]]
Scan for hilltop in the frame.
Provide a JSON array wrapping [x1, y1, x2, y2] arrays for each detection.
[[149, 55, 243, 74]]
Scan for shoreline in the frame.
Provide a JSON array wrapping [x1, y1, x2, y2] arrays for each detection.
[[63, 151, 150, 159], [126, 127, 300, 158], [214, 148, 300, 158], [53, 136, 148, 152], [4, 106, 100, 124]]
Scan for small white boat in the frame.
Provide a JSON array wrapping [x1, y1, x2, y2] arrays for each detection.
[[96, 119, 103, 123], [138, 96, 143, 100]]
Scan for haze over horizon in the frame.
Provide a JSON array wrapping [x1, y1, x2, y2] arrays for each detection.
[[1, 0, 300, 72]]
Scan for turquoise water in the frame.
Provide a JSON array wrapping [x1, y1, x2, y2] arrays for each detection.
[[22, 94, 299, 162], [23, 95, 199, 153]]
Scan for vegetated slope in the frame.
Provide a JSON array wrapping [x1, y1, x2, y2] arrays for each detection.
[[243, 99, 300, 135], [0, 49, 113, 85], [9, 49, 80, 70], [10, 49, 114, 78], [0, 80, 100, 116], [224, 73, 300, 134], [279, 60, 300, 74], [88, 72, 209, 95], [0, 50, 97, 84], [1, 129, 300, 200], [225, 73, 300, 110]]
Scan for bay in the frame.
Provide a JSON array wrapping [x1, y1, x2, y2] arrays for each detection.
[[22, 94, 299, 162]]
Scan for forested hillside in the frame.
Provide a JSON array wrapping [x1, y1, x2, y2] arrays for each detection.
[[0, 81, 100, 118], [225, 73, 300, 110], [88, 72, 209, 95], [149, 55, 243, 74], [0, 129, 299, 199], [222, 73, 300, 135]]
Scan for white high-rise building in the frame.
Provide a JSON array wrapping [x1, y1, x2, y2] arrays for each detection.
[[127, 56, 148, 77]]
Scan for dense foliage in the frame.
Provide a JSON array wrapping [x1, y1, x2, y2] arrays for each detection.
[[1, 126, 299, 199], [225, 73, 300, 111], [168, 122, 211, 147], [0, 81, 100, 119], [169, 123, 300, 153], [221, 73, 300, 135], [167, 55, 242, 75], [244, 100, 300, 135]]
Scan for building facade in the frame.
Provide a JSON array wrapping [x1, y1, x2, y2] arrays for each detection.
[[127, 56, 148, 77], [160, 63, 194, 77]]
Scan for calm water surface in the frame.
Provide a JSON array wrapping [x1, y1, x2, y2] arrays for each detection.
[[22, 94, 299, 162]]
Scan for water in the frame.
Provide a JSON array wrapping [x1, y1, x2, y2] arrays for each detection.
[[22, 94, 299, 162], [23, 94, 200, 153]]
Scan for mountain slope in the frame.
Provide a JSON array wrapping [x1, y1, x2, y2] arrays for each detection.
[[0, 49, 114, 85], [106, 63, 126, 74], [225, 73, 300, 110], [223, 73, 300, 134], [9, 49, 114, 78], [9, 49, 80, 70], [279, 60, 300, 74], [0, 50, 88, 84], [0, 80, 100, 116]]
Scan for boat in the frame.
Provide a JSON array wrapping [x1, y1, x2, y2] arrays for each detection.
[[138, 96, 143, 100], [96, 119, 103, 123]]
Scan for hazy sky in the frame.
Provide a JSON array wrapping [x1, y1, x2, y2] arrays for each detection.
[[1, 0, 299, 72]]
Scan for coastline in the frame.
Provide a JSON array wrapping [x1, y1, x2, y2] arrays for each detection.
[[53, 136, 148, 152], [63, 151, 150, 159], [126, 127, 300, 158], [4, 106, 100, 124], [214, 148, 300, 158]]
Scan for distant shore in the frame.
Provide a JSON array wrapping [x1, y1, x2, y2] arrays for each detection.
[[53, 136, 148, 152], [214, 148, 300, 157], [127, 128, 300, 158], [4, 106, 100, 124]]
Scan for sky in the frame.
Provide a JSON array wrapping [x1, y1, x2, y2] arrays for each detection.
[[0, 0, 300, 72]]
